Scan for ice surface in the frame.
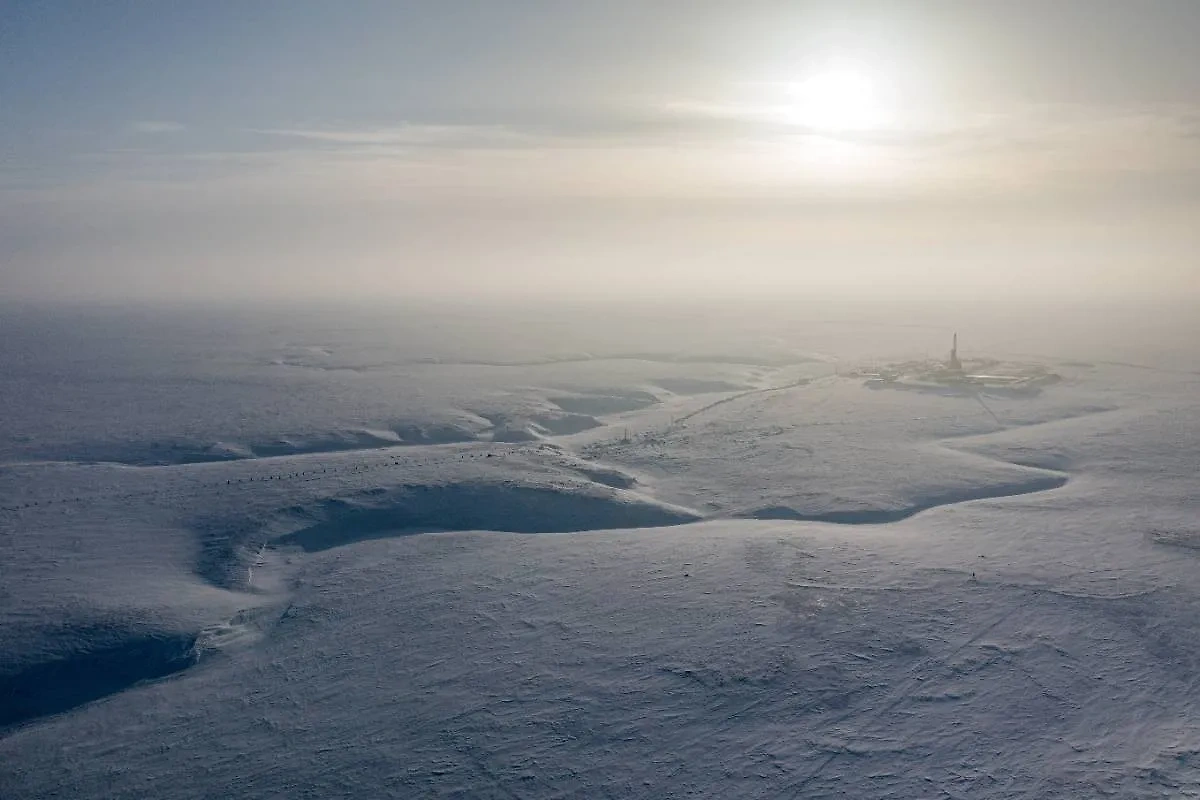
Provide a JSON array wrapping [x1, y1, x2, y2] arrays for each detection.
[[1, 303, 1198, 798]]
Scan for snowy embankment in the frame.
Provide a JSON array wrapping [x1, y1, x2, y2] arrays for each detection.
[[2, 342, 1199, 798]]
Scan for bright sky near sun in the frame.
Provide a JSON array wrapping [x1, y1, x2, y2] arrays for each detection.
[[2, 0, 1198, 302]]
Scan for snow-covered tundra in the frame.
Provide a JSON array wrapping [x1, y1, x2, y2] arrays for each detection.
[[2, 303, 1198, 798]]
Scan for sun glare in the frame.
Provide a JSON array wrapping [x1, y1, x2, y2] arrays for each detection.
[[786, 65, 891, 132]]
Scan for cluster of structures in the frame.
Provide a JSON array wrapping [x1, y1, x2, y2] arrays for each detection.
[[856, 333, 1062, 395]]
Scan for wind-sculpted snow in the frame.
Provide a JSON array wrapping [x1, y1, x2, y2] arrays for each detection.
[[478, 409, 604, 439], [4, 419, 492, 467], [742, 472, 1068, 524], [271, 482, 700, 553], [276, 350, 821, 370], [1149, 528, 1200, 551], [7, 393, 658, 467], [582, 375, 1098, 521], [8, 516, 1200, 798], [0, 624, 198, 730], [0, 311, 776, 467], [652, 377, 751, 395], [4, 311, 1200, 798], [8, 414, 607, 468], [548, 390, 660, 415]]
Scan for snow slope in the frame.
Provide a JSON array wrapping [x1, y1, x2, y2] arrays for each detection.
[[1, 304, 1198, 798]]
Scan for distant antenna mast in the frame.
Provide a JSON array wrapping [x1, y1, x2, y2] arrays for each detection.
[[948, 332, 962, 371]]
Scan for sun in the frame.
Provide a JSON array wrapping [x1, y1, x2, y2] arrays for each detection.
[[785, 65, 890, 132]]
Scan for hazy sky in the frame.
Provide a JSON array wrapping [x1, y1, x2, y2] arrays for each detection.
[[2, 1, 1198, 303]]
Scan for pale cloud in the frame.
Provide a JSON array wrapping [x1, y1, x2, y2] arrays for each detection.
[[10, 100, 1199, 215], [249, 124, 532, 148], [673, 95, 1200, 152], [130, 120, 186, 135]]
